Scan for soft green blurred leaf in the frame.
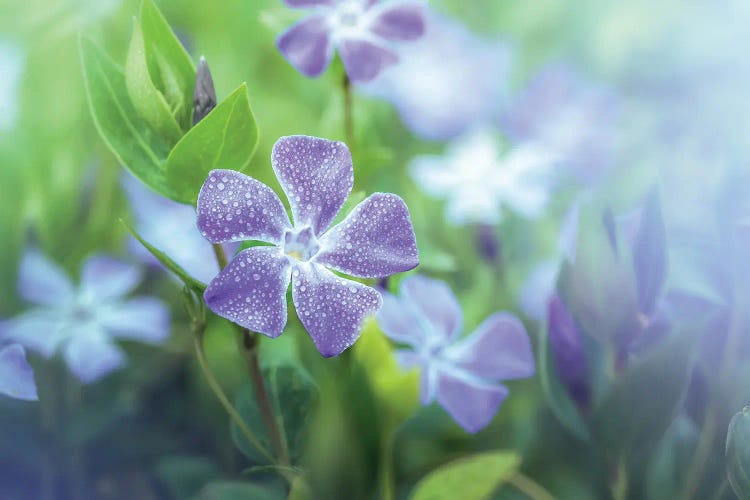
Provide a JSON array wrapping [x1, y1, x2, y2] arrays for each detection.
[[727, 406, 750, 500], [125, 19, 183, 144], [166, 83, 258, 203], [409, 451, 520, 500], [287, 476, 313, 500], [645, 415, 698, 500], [155, 455, 220, 499], [198, 481, 284, 500], [231, 364, 318, 465]]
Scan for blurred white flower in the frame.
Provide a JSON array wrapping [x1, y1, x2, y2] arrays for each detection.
[[0, 41, 24, 131], [410, 126, 555, 226]]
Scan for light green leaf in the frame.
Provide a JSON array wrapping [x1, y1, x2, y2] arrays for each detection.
[[125, 19, 183, 144], [80, 36, 177, 200], [198, 481, 283, 500], [120, 219, 206, 293], [231, 364, 318, 465], [165, 83, 259, 203], [139, 0, 195, 129], [410, 451, 520, 500]]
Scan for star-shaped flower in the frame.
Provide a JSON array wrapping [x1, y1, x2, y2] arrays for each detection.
[[277, 0, 425, 83], [0, 250, 170, 384], [377, 275, 534, 432], [409, 126, 555, 226], [0, 344, 37, 401], [197, 135, 419, 357]]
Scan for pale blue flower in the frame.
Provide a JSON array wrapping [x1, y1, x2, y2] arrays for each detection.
[[0, 344, 37, 401]]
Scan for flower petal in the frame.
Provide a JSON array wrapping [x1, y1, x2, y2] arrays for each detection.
[[317, 193, 418, 278], [63, 330, 126, 384], [18, 250, 74, 306], [377, 291, 424, 346], [0, 309, 65, 358], [277, 15, 333, 78], [203, 247, 292, 337], [292, 262, 382, 357], [271, 136, 353, 235], [80, 255, 142, 301], [368, 2, 425, 41], [447, 312, 535, 381], [0, 344, 38, 401], [436, 370, 508, 433], [99, 297, 170, 344], [339, 38, 398, 83], [401, 275, 462, 343], [283, 0, 335, 7], [197, 169, 291, 245]]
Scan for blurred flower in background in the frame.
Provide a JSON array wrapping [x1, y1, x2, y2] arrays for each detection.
[[361, 9, 513, 141], [0, 250, 170, 383], [0, 40, 23, 131], [0, 343, 37, 401], [410, 126, 554, 226], [378, 275, 534, 432]]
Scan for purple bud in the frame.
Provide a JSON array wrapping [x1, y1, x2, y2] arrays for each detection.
[[547, 295, 589, 408], [193, 56, 216, 125], [476, 224, 500, 263]]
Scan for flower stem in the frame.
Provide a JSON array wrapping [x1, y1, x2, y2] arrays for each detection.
[[379, 426, 396, 500], [212, 243, 228, 269], [507, 472, 556, 500], [611, 459, 628, 500], [342, 72, 354, 149]]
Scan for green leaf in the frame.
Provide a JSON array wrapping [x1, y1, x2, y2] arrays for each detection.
[[139, 0, 195, 129], [727, 406, 750, 500], [410, 451, 520, 500], [231, 364, 318, 465], [120, 219, 206, 293], [125, 19, 183, 144], [198, 481, 284, 500], [165, 83, 259, 203], [155, 455, 220, 499], [80, 36, 177, 200], [590, 327, 698, 456], [645, 416, 698, 500], [538, 321, 591, 441]]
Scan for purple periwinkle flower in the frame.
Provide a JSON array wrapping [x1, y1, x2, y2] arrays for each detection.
[[197, 135, 419, 357], [378, 275, 534, 432], [0, 344, 37, 401], [547, 295, 589, 408], [277, 0, 425, 83], [0, 250, 170, 384]]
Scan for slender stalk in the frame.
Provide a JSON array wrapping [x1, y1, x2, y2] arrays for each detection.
[[611, 459, 628, 500], [212, 243, 228, 270], [64, 373, 86, 500], [507, 472, 556, 500], [379, 427, 396, 500], [342, 72, 354, 148]]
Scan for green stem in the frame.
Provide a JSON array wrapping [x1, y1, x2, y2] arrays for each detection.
[[342, 72, 354, 149], [611, 458, 628, 500], [212, 243, 228, 270], [507, 472, 556, 500], [379, 428, 396, 500], [64, 373, 86, 500]]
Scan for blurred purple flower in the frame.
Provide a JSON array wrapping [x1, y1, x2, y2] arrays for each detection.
[[360, 10, 513, 141], [410, 126, 555, 226], [277, 0, 425, 83], [378, 275, 534, 432], [197, 135, 419, 357], [547, 295, 588, 408], [0, 250, 170, 384], [502, 64, 619, 184], [0, 344, 37, 401], [122, 174, 236, 284]]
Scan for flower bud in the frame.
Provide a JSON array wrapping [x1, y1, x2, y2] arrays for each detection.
[[193, 56, 217, 125], [547, 295, 589, 408], [727, 406, 750, 499]]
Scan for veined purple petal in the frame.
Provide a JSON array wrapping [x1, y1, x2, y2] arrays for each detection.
[[197, 169, 291, 245], [18, 250, 74, 306], [339, 38, 397, 83], [271, 136, 353, 235], [277, 15, 334, 78], [99, 297, 170, 344], [203, 247, 292, 337], [377, 291, 424, 346], [0, 344, 38, 401], [80, 255, 142, 301], [0, 309, 65, 359], [436, 371, 509, 433], [283, 0, 335, 7], [400, 275, 462, 344], [63, 330, 126, 384], [317, 193, 419, 278], [368, 2, 425, 41], [292, 262, 382, 357], [447, 313, 535, 381]]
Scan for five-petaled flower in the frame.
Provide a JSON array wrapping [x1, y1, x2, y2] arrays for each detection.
[[0, 343, 37, 401], [277, 0, 425, 83], [0, 250, 170, 384], [377, 275, 534, 432], [197, 135, 419, 357]]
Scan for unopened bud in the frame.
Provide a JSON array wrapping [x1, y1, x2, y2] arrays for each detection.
[[547, 295, 589, 408], [193, 56, 217, 125], [727, 406, 750, 499]]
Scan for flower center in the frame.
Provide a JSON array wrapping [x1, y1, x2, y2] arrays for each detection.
[[334, 1, 365, 30], [283, 227, 320, 262]]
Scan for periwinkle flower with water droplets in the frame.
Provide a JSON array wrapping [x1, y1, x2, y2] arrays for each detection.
[[377, 275, 534, 432], [0, 250, 170, 384], [277, 0, 425, 83], [197, 135, 419, 357]]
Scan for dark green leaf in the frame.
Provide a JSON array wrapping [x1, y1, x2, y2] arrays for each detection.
[[198, 481, 284, 500], [409, 451, 520, 500], [231, 364, 318, 465], [155, 455, 220, 499], [727, 406, 750, 499], [165, 83, 259, 203], [120, 219, 206, 293]]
